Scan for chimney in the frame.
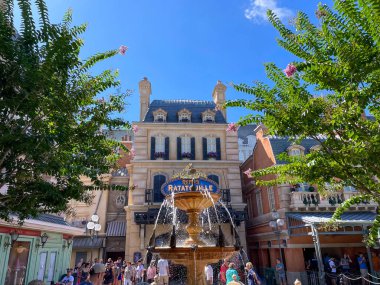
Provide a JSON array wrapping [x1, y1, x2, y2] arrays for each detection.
[[212, 80, 227, 119], [139, 77, 151, 121]]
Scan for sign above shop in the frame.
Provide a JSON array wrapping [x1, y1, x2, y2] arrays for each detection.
[[161, 177, 219, 196]]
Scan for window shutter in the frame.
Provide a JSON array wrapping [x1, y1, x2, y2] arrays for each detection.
[[151, 137, 156, 160], [202, 137, 207, 160], [191, 137, 195, 160], [216, 137, 221, 160], [165, 137, 169, 160], [177, 137, 182, 160], [153, 175, 166, 202]]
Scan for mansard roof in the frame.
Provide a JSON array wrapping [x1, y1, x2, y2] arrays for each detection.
[[268, 136, 323, 164], [142, 100, 226, 123], [238, 124, 257, 144]]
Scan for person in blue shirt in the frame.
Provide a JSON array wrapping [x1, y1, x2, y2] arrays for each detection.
[[226, 263, 239, 284], [246, 262, 260, 285], [357, 253, 368, 285]]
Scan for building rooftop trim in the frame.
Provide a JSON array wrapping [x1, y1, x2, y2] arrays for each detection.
[[287, 211, 376, 225]]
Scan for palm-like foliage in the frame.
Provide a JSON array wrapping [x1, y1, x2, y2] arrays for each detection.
[[0, 0, 130, 220], [226, 0, 380, 244]]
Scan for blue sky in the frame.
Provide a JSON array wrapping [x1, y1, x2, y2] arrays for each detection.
[[15, 0, 333, 124]]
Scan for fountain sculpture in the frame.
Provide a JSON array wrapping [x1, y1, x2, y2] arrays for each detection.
[[148, 164, 239, 285]]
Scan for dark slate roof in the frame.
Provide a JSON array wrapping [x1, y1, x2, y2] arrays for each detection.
[[238, 125, 257, 144], [32, 214, 70, 226], [142, 100, 226, 123], [287, 212, 376, 225], [111, 167, 128, 177], [73, 237, 105, 249], [268, 136, 323, 164], [103, 129, 134, 141], [106, 221, 126, 237]]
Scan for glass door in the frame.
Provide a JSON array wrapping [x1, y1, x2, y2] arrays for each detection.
[[37, 252, 48, 281], [4, 241, 31, 285], [47, 252, 57, 282]]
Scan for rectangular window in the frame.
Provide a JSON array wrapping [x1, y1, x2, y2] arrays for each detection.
[[256, 190, 263, 216], [206, 137, 216, 152], [181, 136, 191, 153], [268, 187, 275, 211], [155, 136, 165, 153], [38, 252, 48, 280]]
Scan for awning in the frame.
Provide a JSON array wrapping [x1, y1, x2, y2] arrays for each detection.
[[106, 221, 126, 237], [287, 211, 376, 225], [73, 237, 105, 249]]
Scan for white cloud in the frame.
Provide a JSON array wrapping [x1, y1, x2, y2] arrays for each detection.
[[244, 0, 294, 23]]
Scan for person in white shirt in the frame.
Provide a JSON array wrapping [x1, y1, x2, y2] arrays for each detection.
[[205, 263, 213, 285], [135, 260, 145, 283], [60, 269, 74, 285], [157, 258, 169, 285]]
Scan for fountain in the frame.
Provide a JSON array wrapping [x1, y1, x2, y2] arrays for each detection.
[[148, 164, 238, 285]]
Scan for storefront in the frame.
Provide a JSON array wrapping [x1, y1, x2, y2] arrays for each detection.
[[0, 214, 83, 285]]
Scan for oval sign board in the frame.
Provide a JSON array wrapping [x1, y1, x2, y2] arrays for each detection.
[[161, 178, 219, 196]]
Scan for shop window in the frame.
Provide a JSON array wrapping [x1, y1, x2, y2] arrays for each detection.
[[5, 241, 31, 285]]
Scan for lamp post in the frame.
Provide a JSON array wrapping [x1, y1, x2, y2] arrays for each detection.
[[269, 210, 285, 264], [87, 214, 101, 262]]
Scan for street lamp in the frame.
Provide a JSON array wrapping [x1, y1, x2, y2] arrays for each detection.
[[87, 214, 101, 239], [269, 210, 285, 264]]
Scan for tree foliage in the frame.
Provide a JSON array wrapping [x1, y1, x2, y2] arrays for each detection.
[[226, 0, 380, 243], [0, 0, 130, 220]]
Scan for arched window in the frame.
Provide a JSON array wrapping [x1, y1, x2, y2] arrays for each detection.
[[207, 175, 219, 185], [153, 175, 166, 203]]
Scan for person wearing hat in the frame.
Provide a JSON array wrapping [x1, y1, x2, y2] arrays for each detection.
[[228, 274, 243, 285], [60, 269, 74, 285]]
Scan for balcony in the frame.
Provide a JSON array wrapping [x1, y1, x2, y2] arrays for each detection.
[[289, 191, 377, 211]]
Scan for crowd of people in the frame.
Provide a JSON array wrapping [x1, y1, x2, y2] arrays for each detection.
[[53, 256, 264, 285], [55, 257, 169, 285]]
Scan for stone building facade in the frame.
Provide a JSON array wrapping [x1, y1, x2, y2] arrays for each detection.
[[124, 78, 247, 262], [68, 130, 133, 265]]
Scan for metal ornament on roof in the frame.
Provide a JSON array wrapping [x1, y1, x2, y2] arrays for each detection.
[[171, 163, 207, 179]]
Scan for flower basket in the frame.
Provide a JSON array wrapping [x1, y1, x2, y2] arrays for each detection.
[[154, 152, 165, 159], [181, 152, 192, 159], [207, 152, 217, 160]]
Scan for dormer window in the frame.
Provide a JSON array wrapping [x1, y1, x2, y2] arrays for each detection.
[[287, 145, 305, 156], [310, 145, 322, 152], [202, 109, 216, 123], [153, 108, 167, 123], [178, 109, 191, 123]]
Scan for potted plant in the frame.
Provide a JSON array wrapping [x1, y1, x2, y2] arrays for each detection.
[[181, 152, 192, 160], [207, 152, 217, 160], [154, 152, 165, 160]]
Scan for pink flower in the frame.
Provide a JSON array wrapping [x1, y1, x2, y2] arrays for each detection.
[[244, 168, 253, 178], [129, 148, 136, 159], [226, 122, 239, 133], [119, 45, 128, 55], [284, 64, 297, 77], [132, 125, 138, 134]]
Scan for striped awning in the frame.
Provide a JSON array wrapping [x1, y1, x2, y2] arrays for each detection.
[[287, 212, 376, 225], [106, 221, 126, 237], [73, 237, 105, 249]]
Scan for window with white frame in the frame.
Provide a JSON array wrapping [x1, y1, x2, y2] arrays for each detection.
[[181, 136, 191, 153], [288, 145, 305, 156], [155, 136, 165, 152], [268, 187, 275, 211], [295, 182, 309, 192], [207, 137, 216, 152], [178, 109, 191, 122], [202, 109, 216, 123], [153, 108, 167, 122], [255, 190, 263, 216]]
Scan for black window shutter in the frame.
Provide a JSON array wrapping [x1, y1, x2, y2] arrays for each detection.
[[216, 137, 221, 160], [202, 137, 207, 160], [151, 137, 156, 160], [177, 137, 182, 160], [153, 175, 166, 202], [191, 137, 195, 160], [165, 137, 169, 160]]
